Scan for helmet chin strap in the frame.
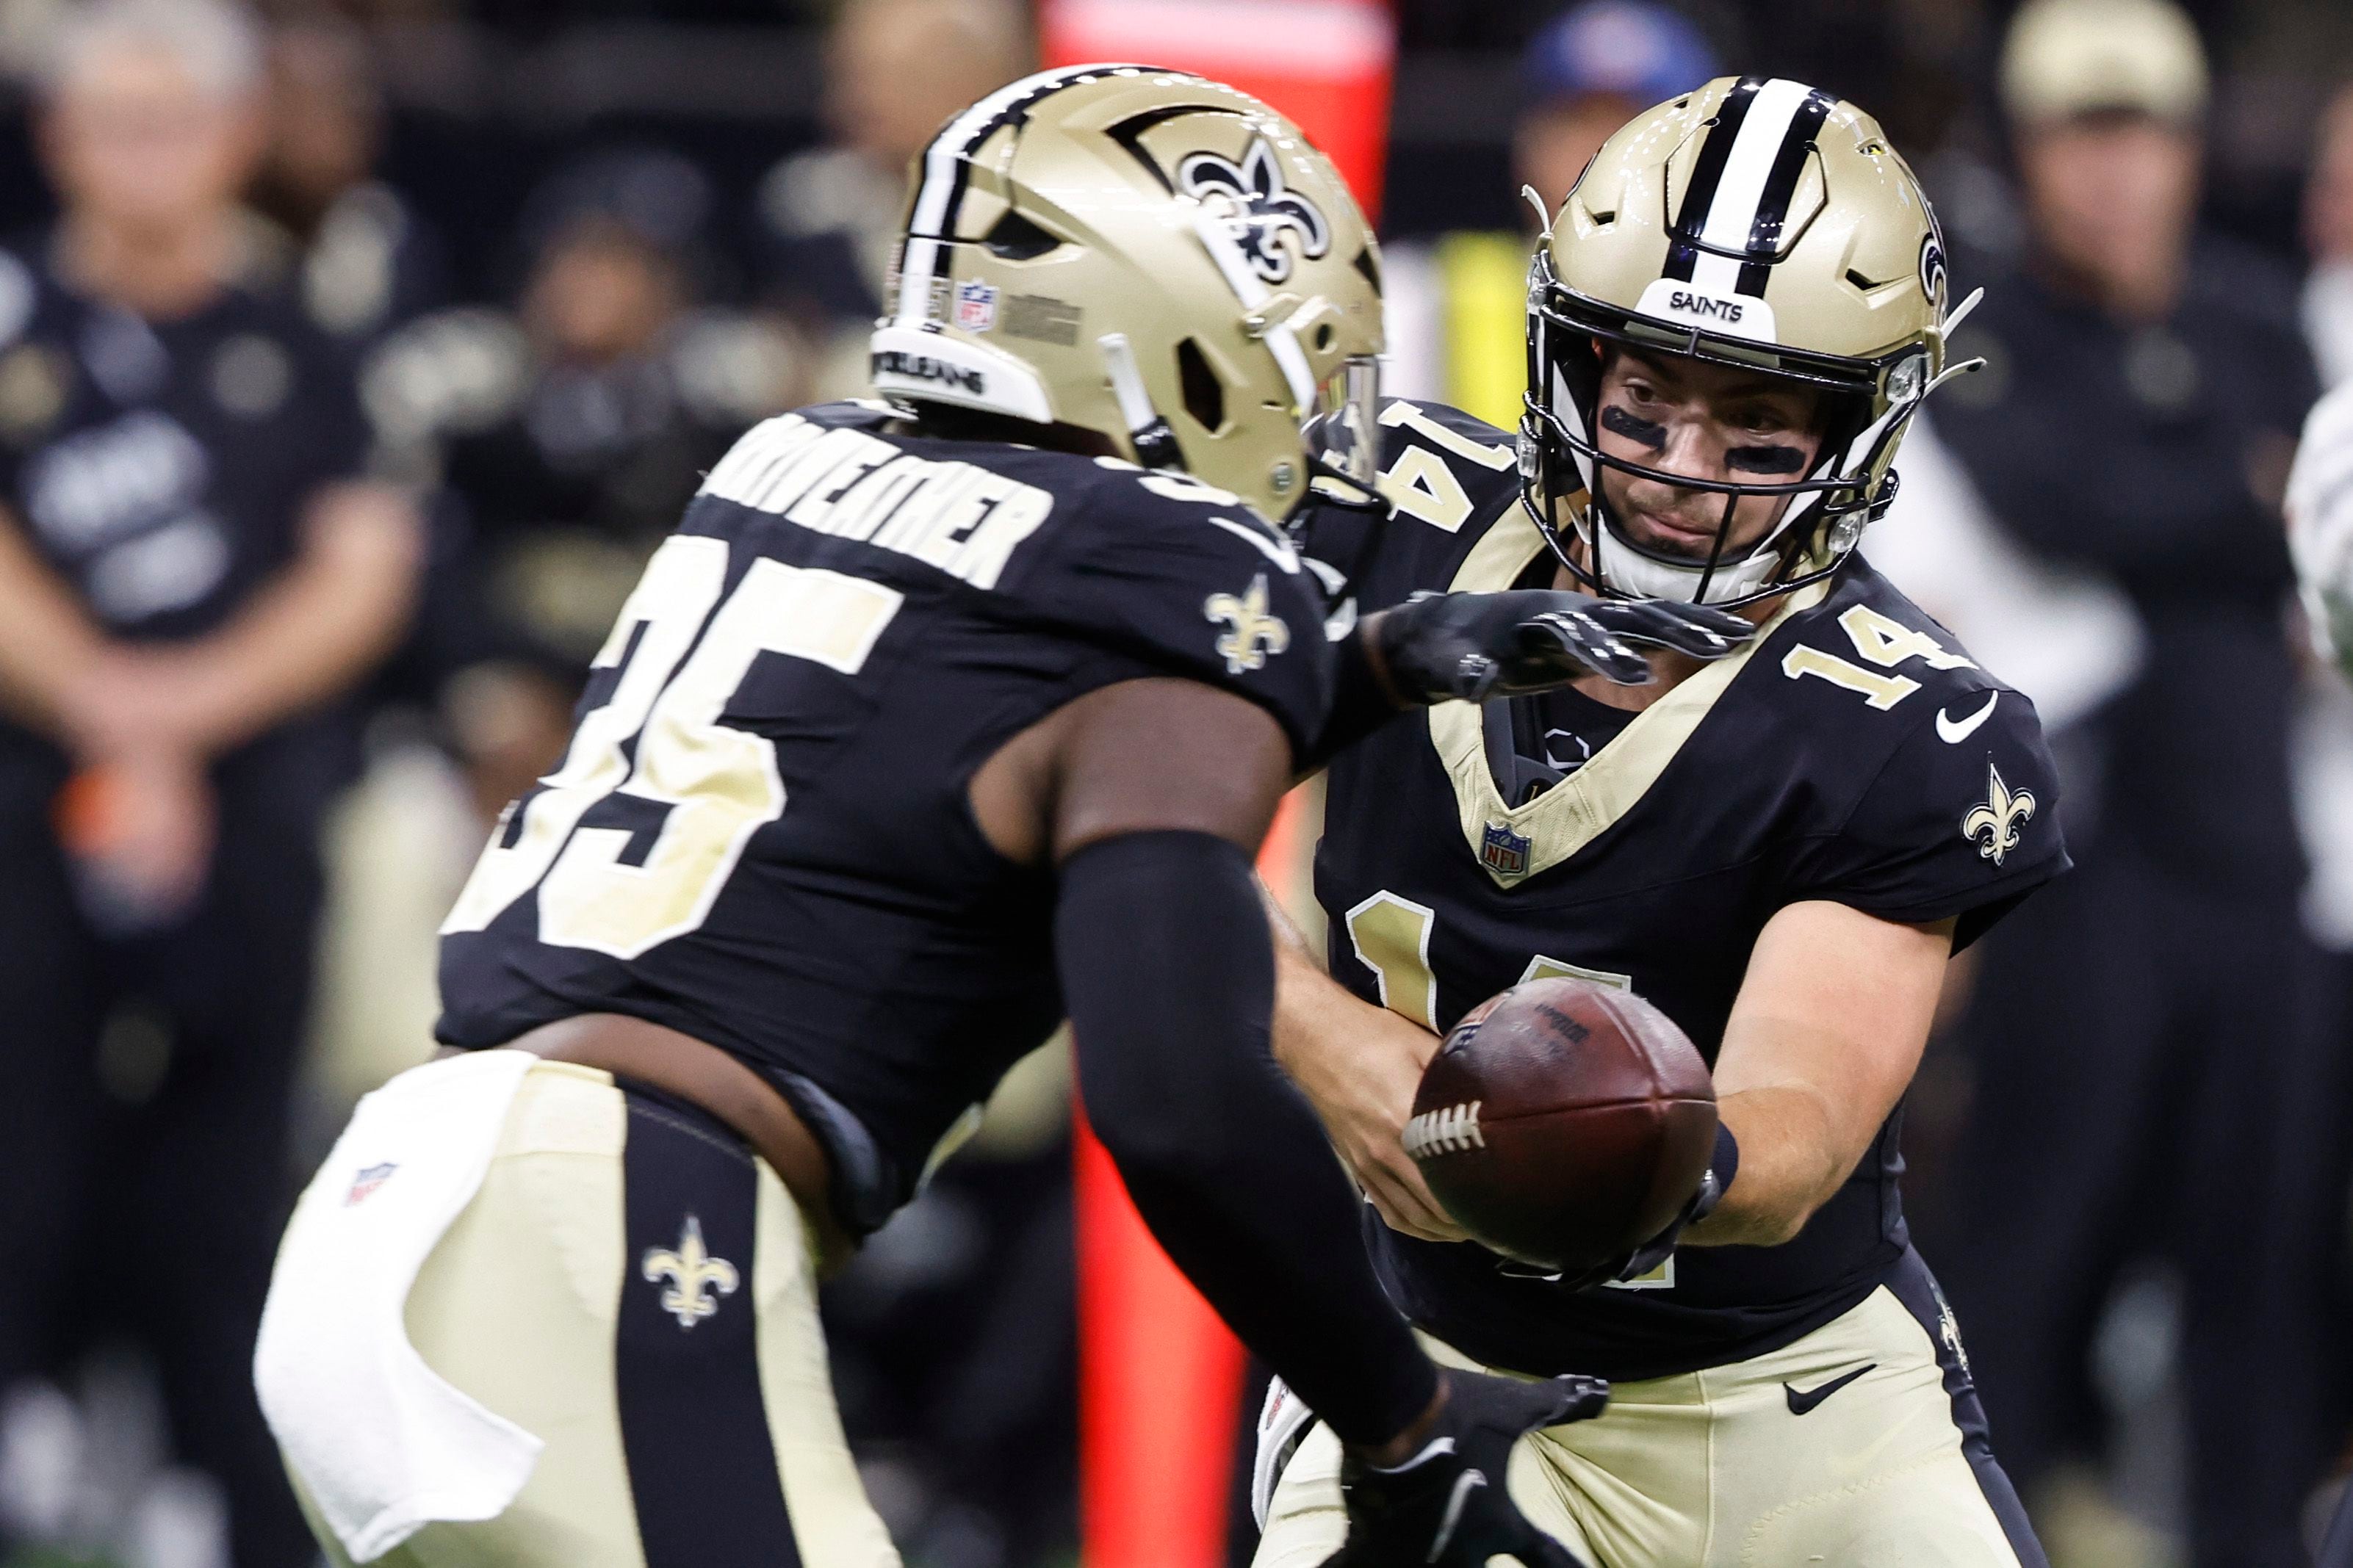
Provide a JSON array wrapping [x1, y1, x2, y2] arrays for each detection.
[[1578, 507, 1795, 604]]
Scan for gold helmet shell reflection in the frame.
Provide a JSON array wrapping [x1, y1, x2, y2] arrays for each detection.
[[871, 64, 1385, 524]]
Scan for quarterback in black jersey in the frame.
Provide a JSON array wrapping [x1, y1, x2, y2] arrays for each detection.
[[256, 69, 1754, 1568], [1253, 79, 2066, 1567]]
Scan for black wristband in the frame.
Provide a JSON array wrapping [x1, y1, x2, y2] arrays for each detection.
[[1709, 1120, 1740, 1201]]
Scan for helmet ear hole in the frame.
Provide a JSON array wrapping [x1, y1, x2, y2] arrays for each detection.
[[1176, 337, 1228, 433], [983, 209, 1061, 261]]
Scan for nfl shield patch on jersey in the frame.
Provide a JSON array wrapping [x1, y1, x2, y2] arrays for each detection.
[[1481, 821, 1531, 880]]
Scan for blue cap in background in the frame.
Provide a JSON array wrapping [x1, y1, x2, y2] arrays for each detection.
[[1521, 1, 1720, 110]]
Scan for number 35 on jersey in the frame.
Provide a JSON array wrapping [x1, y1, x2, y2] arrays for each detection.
[[441, 534, 901, 958]]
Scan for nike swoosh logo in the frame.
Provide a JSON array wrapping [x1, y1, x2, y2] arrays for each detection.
[[1207, 513, 1301, 574], [1427, 1469, 1485, 1561], [1784, 1363, 1875, 1416], [1936, 691, 1998, 744]]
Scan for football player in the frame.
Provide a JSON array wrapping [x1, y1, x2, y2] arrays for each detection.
[[1253, 78, 2069, 1565], [252, 68, 1753, 1568], [2291, 377, 2353, 678]]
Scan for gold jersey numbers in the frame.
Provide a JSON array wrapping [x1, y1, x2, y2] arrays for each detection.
[[1780, 604, 1976, 710], [442, 534, 904, 959]]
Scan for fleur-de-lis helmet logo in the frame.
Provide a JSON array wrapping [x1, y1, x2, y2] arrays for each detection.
[[1177, 140, 1331, 285]]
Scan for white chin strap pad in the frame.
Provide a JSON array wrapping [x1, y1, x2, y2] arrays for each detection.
[[1589, 516, 1792, 604]]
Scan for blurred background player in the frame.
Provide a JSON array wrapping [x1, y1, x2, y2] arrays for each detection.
[[0, 2, 423, 1564], [246, 17, 448, 353], [365, 145, 798, 814], [1380, 0, 1718, 427], [751, 0, 1031, 400], [2307, 81, 2353, 390], [1897, 2, 2335, 1561]]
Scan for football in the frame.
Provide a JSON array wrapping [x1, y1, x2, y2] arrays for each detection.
[[1406, 977, 1718, 1273]]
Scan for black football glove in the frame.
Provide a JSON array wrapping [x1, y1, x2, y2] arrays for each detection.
[[1603, 1162, 1727, 1287], [1587, 1122, 1737, 1289], [1316, 1368, 1610, 1568], [1373, 589, 1754, 703]]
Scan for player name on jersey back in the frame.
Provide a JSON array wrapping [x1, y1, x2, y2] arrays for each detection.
[[699, 413, 1053, 590]]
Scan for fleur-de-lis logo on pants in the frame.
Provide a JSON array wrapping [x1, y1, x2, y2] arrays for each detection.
[[1206, 574, 1291, 675], [1961, 762, 2036, 867], [641, 1215, 739, 1330], [1176, 140, 1331, 284]]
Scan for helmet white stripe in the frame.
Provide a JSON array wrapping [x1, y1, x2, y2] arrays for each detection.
[[1690, 77, 1817, 259]]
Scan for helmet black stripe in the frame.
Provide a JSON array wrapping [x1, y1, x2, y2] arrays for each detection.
[[1734, 87, 1835, 296], [1662, 75, 1765, 283]]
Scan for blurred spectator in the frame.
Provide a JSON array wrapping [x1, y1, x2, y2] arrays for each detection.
[[0, 1, 422, 1564], [245, 18, 449, 350], [2307, 82, 2353, 390], [1380, 1, 1717, 424], [1913, 0, 2332, 1560], [1513, 0, 1718, 209], [367, 145, 796, 814], [752, 0, 1031, 399]]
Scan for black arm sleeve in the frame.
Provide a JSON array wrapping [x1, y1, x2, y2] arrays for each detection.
[[1056, 830, 1438, 1446], [1304, 616, 1405, 771]]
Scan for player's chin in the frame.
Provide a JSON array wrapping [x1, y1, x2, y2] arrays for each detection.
[[1618, 511, 1722, 560]]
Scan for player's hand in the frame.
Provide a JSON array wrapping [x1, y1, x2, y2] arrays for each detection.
[[1371, 589, 1753, 704], [1599, 1155, 1726, 1288], [54, 748, 216, 929], [1271, 953, 1466, 1243], [1320, 1368, 1608, 1568]]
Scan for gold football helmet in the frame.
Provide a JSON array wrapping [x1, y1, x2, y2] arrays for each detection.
[[869, 64, 1384, 524], [1523, 75, 1980, 605]]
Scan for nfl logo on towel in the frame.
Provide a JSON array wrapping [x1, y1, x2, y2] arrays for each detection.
[[1480, 822, 1530, 879], [954, 280, 999, 332], [345, 1162, 397, 1206]]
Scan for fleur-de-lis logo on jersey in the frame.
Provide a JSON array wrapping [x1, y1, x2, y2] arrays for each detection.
[[641, 1215, 739, 1331], [1176, 140, 1331, 284], [1961, 762, 2036, 867], [1206, 574, 1290, 675]]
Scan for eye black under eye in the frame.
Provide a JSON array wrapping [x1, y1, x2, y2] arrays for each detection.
[[1600, 405, 1667, 448], [1727, 444, 1807, 474]]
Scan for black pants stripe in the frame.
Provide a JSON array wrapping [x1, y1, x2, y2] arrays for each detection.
[[1886, 1248, 2050, 1568], [616, 1084, 802, 1565]]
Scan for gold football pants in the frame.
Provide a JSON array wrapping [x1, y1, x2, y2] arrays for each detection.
[[1255, 1251, 2042, 1567], [281, 1059, 899, 1568]]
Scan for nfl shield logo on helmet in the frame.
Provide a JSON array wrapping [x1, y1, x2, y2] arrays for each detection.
[[345, 1162, 397, 1205], [954, 280, 999, 333], [1480, 822, 1531, 880]]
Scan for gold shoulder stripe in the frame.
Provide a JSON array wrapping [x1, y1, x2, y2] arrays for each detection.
[[1427, 507, 1827, 888]]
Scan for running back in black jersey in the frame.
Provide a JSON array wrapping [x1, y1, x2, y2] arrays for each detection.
[[1300, 400, 2071, 1383], [436, 401, 1330, 1235]]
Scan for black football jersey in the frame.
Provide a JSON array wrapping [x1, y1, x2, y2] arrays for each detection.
[[0, 244, 372, 642], [0, 243, 375, 813], [436, 400, 1330, 1235], [1299, 400, 2071, 1382]]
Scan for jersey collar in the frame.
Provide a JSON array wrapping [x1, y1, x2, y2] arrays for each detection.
[[1427, 507, 1828, 889]]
